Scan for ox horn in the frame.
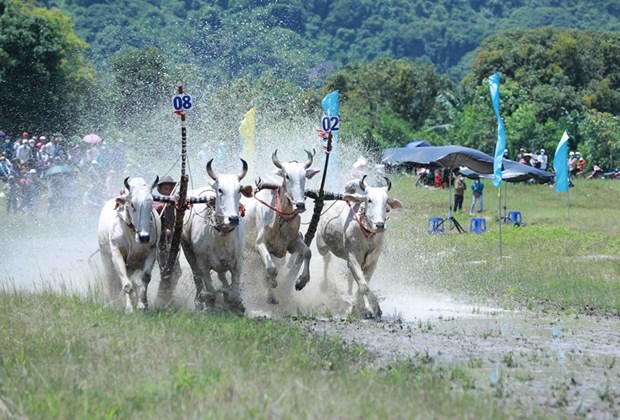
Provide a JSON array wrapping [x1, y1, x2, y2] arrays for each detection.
[[272, 149, 282, 169], [383, 176, 392, 191], [304, 148, 315, 169], [359, 175, 368, 192], [151, 176, 160, 191], [124, 176, 130, 191], [206, 159, 218, 181], [238, 159, 248, 181]]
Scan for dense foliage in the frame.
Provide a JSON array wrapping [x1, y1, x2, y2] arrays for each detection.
[[0, 0, 96, 135], [2, 1, 620, 170]]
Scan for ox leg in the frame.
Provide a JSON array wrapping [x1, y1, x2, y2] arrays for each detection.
[[362, 264, 381, 318], [255, 240, 278, 304], [225, 265, 245, 314], [346, 253, 376, 319], [290, 239, 311, 291], [137, 249, 157, 311], [182, 243, 214, 310], [110, 248, 135, 314], [316, 232, 331, 293]]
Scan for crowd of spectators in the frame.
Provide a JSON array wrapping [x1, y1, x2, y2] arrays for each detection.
[[1, 130, 130, 218]]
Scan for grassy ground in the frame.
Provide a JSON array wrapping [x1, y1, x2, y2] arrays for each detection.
[[388, 176, 620, 313], [0, 293, 519, 419]]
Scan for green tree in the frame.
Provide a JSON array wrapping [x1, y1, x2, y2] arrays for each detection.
[[580, 110, 620, 170], [0, 0, 95, 135]]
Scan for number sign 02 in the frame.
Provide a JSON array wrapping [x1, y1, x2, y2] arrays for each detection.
[[172, 94, 193, 111], [321, 115, 339, 132]]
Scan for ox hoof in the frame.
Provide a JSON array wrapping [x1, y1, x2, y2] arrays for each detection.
[[229, 299, 245, 315], [137, 301, 148, 311], [294, 275, 310, 291], [124, 306, 134, 315]]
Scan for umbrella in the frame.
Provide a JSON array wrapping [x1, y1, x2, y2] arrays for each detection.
[[83, 134, 102, 144], [44, 164, 75, 177]]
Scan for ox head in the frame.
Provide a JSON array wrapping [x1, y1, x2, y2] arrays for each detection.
[[206, 159, 253, 232], [271, 149, 320, 213], [118, 176, 159, 243], [344, 175, 402, 232]]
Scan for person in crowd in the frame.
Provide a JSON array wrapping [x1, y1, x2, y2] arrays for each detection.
[[4, 175, 20, 215], [470, 178, 484, 214], [516, 148, 526, 163], [587, 163, 603, 180], [16, 139, 32, 167], [434, 169, 442, 188], [82, 183, 101, 215], [539, 149, 548, 170], [530, 149, 540, 168], [21, 169, 40, 216], [568, 151, 578, 178], [454, 175, 466, 212], [0, 155, 17, 181], [576, 152, 587, 177]]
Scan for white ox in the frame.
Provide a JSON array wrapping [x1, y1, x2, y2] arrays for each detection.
[[98, 176, 161, 313], [316, 176, 402, 318], [245, 150, 320, 303], [181, 159, 253, 312]]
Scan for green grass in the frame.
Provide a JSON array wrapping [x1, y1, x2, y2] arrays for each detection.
[[0, 293, 516, 419], [389, 176, 620, 312]]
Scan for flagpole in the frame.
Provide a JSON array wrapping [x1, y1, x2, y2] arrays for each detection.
[[498, 186, 503, 258]]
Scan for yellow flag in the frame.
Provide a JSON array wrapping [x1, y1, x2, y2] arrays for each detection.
[[240, 107, 256, 168]]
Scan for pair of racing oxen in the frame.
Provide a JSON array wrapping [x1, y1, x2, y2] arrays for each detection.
[[97, 149, 402, 318]]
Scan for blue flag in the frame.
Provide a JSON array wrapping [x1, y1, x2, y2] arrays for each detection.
[[322, 90, 339, 183], [554, 131, 569, 193], [489, 73, 506, 188]]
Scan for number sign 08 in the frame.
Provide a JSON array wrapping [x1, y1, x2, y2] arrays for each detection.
[[172, 94, 193, 111]]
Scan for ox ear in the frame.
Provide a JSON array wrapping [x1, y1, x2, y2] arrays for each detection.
[[387, 198, 403, 209], [305, 168, 320, 179], [344, 193, 365, 203], [240, 185, 253, 198], [274, 168, 285, 177]]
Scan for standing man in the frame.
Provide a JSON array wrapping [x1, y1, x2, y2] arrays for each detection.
[[470, 178, 484, 215], [539, 149, 548, 170], [454, 175, 466, 212], [153, 176, 182, 306]]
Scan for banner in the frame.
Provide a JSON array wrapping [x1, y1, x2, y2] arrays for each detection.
[[240, 107, 256, 170], [554, 131, 569, 193], [489, 73, 506, 188]]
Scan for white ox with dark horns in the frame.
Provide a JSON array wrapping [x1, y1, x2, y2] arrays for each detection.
[[245, 149, 320, 303], [98, 176, 162, 313], [181, 159, 253, 312], [316, 175, 402, 318]]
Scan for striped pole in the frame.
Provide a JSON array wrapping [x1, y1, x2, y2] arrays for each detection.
[[162, 82, 190, 281]]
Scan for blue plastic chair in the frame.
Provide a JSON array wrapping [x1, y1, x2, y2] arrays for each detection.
[[469, 217, 487, 234], [427, 217, 444, 235], [508, 211, 522, 226]]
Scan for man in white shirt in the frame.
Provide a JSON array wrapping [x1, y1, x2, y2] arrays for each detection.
[[539, 149, 548, 170]]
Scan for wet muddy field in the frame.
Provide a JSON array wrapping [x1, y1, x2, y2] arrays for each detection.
[[3, 222, 619, 418]]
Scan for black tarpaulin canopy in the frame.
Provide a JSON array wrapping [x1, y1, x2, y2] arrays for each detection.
[[458, 159, 554, 184], [381, 145, 495, 174]]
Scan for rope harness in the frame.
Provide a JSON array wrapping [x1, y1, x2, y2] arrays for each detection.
[[346, 200, 376, 238], [254, 187, 298, 222]]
